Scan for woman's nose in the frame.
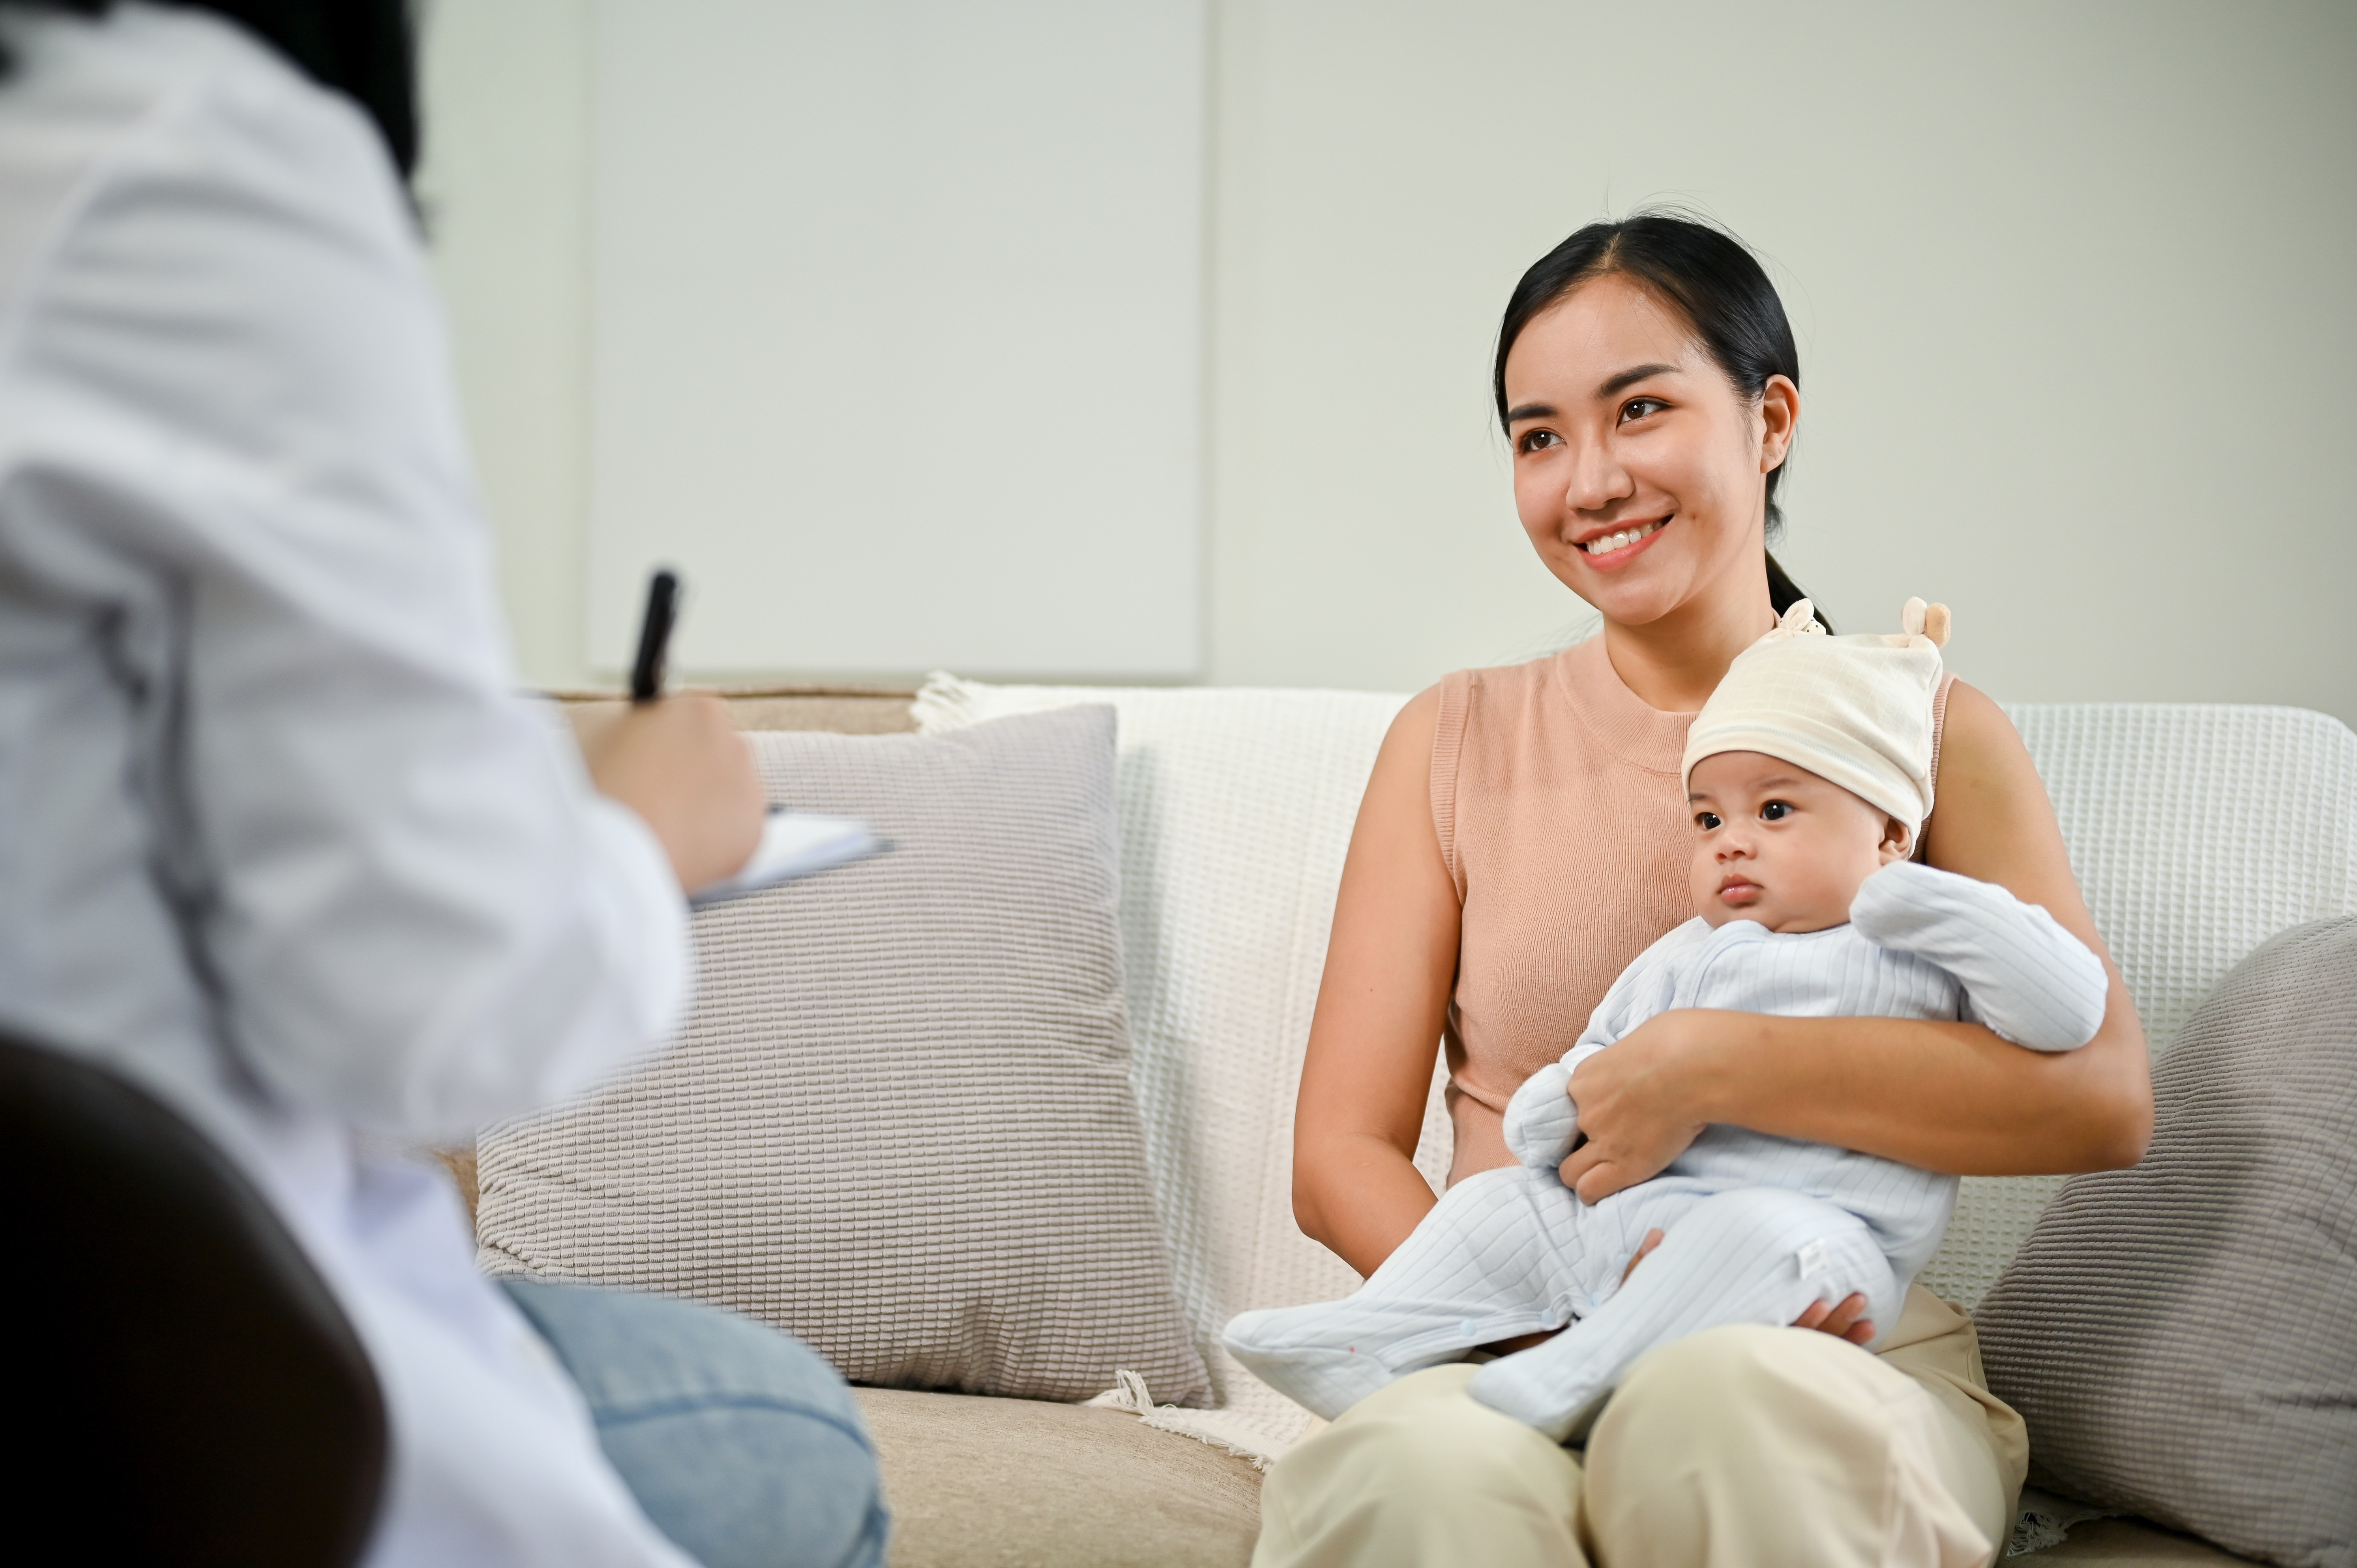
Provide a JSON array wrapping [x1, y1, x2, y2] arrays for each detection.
[[1564, 436, 1633, 513]]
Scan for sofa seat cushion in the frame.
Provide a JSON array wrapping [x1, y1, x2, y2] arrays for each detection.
[[855, 1388, 1261, 1568], [852, 1391, 2261, 1568], [2019, 1517, 2260, 1564]]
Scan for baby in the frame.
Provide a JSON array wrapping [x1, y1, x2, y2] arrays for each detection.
[[1225, 598, 2110, 1442]]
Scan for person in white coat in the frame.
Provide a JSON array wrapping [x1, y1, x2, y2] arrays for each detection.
[[0, 4, 886, 1565]]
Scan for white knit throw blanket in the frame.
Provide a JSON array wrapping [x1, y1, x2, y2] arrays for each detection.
[[915, 675, 1438, 1462]]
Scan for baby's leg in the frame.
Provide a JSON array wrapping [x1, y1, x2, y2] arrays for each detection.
[[1223, 1165, 1585, 1420], [1465, 1187, 1898, 1443]]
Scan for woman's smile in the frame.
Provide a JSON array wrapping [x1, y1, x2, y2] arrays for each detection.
[[1576, 515, 1669, 566]]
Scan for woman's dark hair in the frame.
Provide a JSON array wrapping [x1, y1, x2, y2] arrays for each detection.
[[1494, 213, 1824, 628], [0, 0, 417, 179]]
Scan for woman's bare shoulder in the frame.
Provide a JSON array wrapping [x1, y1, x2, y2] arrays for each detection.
[[1939, 678, 2014, 747], [1933, 681, 2042, 816], [1925, 680, 2095, 929], [1358, 684, 1445, 837], [1382, 683, 1445, 757]]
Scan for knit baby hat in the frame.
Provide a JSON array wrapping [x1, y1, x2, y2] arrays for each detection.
[[1682, 597, 1952, 844]]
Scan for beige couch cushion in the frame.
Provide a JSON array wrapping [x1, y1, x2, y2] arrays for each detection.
[[2019, 1518, 2258, 1564], [852, 1394, 2256, 1568], [855, 1390, 1259, 1568]]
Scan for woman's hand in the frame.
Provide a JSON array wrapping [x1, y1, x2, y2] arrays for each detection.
[[582, 693, 766, 894], [1555, 1010, 1716, 1203], [1793, 1293, 1877, 1345], [1618, 1227, 1876, 1345]]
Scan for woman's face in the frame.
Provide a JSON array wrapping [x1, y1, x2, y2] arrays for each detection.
[[1501, 273, 1797, 629]]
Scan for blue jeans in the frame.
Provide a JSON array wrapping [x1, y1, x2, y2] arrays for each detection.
[[499, 1280, 888, 1568]]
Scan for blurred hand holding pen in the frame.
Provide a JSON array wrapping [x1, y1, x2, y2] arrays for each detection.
[[592, 568, 880, 903]]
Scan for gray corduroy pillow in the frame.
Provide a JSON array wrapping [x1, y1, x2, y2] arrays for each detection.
[[1976, 917, 2357, 1568], [476, 706, 1212, 1406]]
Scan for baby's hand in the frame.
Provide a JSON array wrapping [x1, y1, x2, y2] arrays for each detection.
[[1502, 1061, 1579, 1171]]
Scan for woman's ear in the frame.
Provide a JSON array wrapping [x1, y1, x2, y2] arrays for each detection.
[[1758, 374, 1799, 474]]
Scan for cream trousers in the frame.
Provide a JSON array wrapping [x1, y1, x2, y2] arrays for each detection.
[[1251, 1287, 2027, 1568]]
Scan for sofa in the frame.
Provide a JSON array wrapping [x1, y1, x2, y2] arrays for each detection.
[[440, 680, 2356, 1568]]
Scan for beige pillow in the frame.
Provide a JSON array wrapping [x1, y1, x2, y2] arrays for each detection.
[[476, 706, 1211, 1405]]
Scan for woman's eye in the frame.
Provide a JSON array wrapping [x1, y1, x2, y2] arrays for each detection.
[[1696, 812, 1722, 830], [1518, 429, 1562, 453], [1618, 397, 1667, 424], [1761, 801, 1791, 821]]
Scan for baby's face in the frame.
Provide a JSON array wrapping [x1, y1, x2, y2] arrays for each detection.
[[1686, 751, 1910, 933]]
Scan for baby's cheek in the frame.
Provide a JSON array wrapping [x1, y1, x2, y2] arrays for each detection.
[[1686, 843, 1717, 906], [1757, 835, 1829, 924], [1801, 826, 1883, 918]]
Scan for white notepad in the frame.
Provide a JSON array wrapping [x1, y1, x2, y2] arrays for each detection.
[[690, 808, 884, 906]]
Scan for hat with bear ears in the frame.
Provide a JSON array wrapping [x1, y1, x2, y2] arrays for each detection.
[[1681, 597, 1952, 848]]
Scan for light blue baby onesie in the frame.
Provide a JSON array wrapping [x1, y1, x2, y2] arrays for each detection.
[[1223, 860, 2108, 1441]]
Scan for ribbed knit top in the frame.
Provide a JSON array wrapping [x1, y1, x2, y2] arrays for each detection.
[[1433, 637, 1695, 1183], [1431, 635, 1953, 1185]]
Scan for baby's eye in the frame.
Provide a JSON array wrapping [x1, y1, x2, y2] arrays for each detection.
[[1695, 811, 1722, 831], [1761, 800, 1792, 821]]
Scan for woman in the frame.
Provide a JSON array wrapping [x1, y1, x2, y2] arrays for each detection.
[[0, 4, 883, 1564], [1257, 216, 2153, 1568]]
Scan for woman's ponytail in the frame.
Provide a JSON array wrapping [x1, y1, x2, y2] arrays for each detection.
[[1763, 551, 1826, 630]]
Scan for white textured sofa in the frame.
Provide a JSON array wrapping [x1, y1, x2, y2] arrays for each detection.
[[496, 682, 2357, 1568]]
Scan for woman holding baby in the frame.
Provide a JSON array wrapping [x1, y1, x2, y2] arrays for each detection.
[[1256, 216, 2154, 1568]]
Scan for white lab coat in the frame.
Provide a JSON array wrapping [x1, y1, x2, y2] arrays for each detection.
[[0, 8, 696, 1564]]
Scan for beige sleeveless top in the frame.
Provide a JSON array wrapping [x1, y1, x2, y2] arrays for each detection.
[[1431, 637, 1952, 1185]]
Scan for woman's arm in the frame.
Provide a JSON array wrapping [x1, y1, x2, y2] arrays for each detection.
[[1291, 688, 1461, 1278], [1560, 682, 2155, 1203]]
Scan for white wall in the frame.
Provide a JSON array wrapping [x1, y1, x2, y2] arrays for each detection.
[[583, 1, 1205, 682], [423, 0, 2357, 724], [417, 0, 592, 688]]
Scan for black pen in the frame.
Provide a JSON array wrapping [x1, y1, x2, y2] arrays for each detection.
[[629, 568, 680, 703]]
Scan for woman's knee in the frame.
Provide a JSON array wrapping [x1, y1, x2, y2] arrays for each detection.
[[1596, 1321, 1932, 1481], [1587, 1326, 1997, 1568], [1332, 1366, 1557, 1494], [500, 1280, 887, 1568], [1258, 1366, 1585, 1568], [1597, 1323, 1818, 1442]]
